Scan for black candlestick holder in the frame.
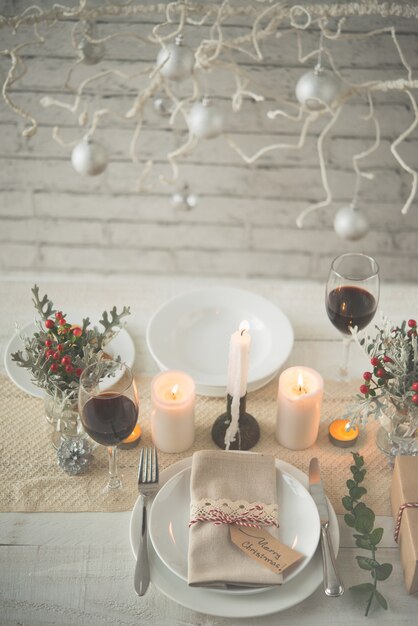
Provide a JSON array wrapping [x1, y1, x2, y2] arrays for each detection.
[[211, 393, 260, 450]]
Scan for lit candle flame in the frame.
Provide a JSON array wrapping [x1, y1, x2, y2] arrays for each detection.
[[239, 319, 250, 335], [171, 384, 179, 399], [297, 372, 304, 392]]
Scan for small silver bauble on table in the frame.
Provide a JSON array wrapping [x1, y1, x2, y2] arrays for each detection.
[[71, 137, 108, 176], [187, 98, 224, 139], [156, 35, 195, 82], [334, 206, 369, 241], [57, 436, 93, 475], [77, 22, 105, 65], [295, 66, 342, 110]]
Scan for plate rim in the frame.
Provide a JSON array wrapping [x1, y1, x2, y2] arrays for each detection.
[[148, 464, 320, 587], [146, 286, 294, 391]]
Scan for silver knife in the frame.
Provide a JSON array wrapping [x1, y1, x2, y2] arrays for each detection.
[[309, 457, 344, 597]]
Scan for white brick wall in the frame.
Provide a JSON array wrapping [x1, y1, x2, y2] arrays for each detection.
[[0, 2, 417, 281]]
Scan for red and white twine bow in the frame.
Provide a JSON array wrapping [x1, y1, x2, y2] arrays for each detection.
[[189, 502, 279, 528], [394, 502, 418, 543]]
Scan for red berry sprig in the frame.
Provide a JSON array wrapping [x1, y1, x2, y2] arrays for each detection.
[[359, 358, 390, 398], [411, 381, 418, 404], [39, 315, 86, 383], [407, 319, 417, 338]]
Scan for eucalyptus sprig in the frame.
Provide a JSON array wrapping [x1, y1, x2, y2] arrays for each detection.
[[343, 452, 392, 616]]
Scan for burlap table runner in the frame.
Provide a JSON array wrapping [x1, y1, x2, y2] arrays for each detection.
[[0, 374, 392, 514]]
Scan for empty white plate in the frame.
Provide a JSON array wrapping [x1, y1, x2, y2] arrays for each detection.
[[148, 465, 320, 589], [146, 287, 293, 396]]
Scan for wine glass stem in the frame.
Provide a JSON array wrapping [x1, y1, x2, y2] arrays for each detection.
[[107, 446, 122, 490], [340, 336, 352, 378]]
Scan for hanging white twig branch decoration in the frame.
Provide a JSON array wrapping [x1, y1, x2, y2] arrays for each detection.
[[391, 90, 418, 216], [296, 106, 342, 228], [0, 0, 417, 230]]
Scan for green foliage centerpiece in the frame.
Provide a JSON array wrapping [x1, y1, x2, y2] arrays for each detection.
[[11, 285, 130, 403], [349, 317, 418, 456]]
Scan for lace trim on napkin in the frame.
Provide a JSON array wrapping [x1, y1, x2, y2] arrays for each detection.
[[189, 498, 279, 528]]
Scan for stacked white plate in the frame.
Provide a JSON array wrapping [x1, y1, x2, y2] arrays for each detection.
[[129, 458, 340, 618], [146, 287, 294, 397]]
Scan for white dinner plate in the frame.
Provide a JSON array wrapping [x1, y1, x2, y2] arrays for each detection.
[[149, 465, 320, 588], [130, 458, 340, 618], [4, 319, 135, 398], [146, 287, 294, 396]]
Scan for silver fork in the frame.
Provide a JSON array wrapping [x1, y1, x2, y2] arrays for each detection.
[[134, 446, 159, 596]]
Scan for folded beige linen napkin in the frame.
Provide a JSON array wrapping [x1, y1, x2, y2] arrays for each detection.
[[188, 449, 281, 588]]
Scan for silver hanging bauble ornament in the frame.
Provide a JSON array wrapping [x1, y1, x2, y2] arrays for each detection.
[[71, 137, 108, 176], [334, 206, 369, 241], [171, 185, 198, 210], [156, 36, 195, 82], [153, 96, 174, 117], [187, 99, 224, 140], [78, 38, 105, 65], [295, 67, 342, 110], [77, 23, 105, 65]]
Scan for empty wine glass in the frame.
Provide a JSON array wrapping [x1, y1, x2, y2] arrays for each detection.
[[79, 360, 138, 494], [325, 253, 379, 380]]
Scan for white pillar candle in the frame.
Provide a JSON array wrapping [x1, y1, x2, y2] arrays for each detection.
[[151, 370, 195, 453], [276, 366, 323, 450], [226, 320, 251, 398], [224, 321, 251, 449]]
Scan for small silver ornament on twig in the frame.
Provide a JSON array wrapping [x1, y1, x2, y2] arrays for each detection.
[[334, 205, 369, 241], [156, 35, 195, 82], [71, 136, 108, 176], [296, 66, 342, 111], [153, 96, 175, 117], [77, 22, 105, 66], [171, 184, 198, 211], [187, 97, 224, 139]]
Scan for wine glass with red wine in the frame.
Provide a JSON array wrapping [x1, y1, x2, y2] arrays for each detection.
[[326, 253, 379, 380], [79, 360, 138, 494]]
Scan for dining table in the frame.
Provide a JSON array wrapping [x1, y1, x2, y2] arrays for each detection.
[[0, 274, 417, 626]]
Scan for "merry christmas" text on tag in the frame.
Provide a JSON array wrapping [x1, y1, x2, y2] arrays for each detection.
[[230, 525, 303, 576]]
